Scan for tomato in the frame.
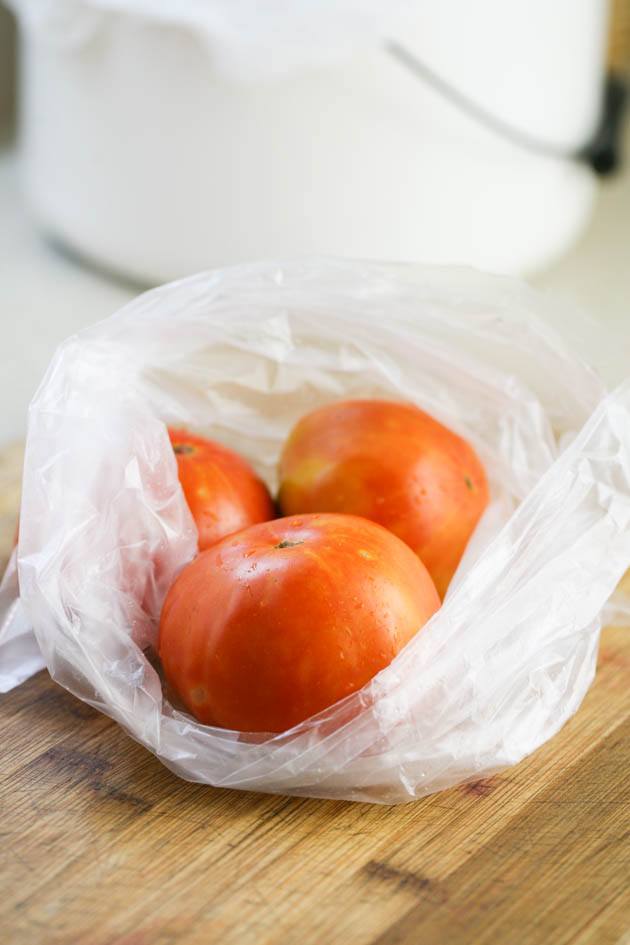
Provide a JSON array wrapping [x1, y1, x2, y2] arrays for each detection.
[[277, 400, 488, 598], [159, 512, 440, 733], [168, 428, 275, 550]]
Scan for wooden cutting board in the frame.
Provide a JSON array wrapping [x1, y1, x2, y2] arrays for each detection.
[[1, 444, 629, 945]]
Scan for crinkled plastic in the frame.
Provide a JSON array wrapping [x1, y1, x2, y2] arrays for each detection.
[[7, 0, 420, 78], [1, 260, 630, 803]]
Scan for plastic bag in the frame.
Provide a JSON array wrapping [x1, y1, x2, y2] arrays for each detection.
[[0, 553, 45, 692], [2, 259, 630, 804], [7, 0, 420, 78]]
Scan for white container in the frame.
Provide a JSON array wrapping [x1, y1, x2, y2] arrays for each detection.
[[12, 0, 609, 284]]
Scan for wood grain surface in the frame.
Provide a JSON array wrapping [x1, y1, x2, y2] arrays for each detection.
[[1, 448, 629, 945]]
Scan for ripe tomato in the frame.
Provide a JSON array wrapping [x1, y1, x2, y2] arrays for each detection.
[[277, 400, 488, 598], [169, 428, 274, 550], [159, 513, 440, 733]]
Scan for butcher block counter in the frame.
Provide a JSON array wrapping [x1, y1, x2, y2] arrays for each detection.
[[1, 443, 629, 945]]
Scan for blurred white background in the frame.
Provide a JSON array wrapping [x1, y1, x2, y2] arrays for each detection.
[[1, 0, 629, 445]]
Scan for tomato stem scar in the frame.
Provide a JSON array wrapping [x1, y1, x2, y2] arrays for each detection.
[[464, 476, 474, 491], [173, 444, 195, 455], [275, 540, 304, 549]]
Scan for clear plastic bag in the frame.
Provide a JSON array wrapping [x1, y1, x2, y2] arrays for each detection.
[[1, 260, 629, 803]]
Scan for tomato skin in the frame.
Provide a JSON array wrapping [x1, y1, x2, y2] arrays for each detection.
[[277, 400, 489, 598], [159, 513, 440, 733], [168, 428, 274, 550]]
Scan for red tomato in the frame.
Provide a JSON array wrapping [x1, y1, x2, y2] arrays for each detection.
[[159, 513, 440, 733], [277, 400, 489, 598], [169, 428, 274, 550]]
